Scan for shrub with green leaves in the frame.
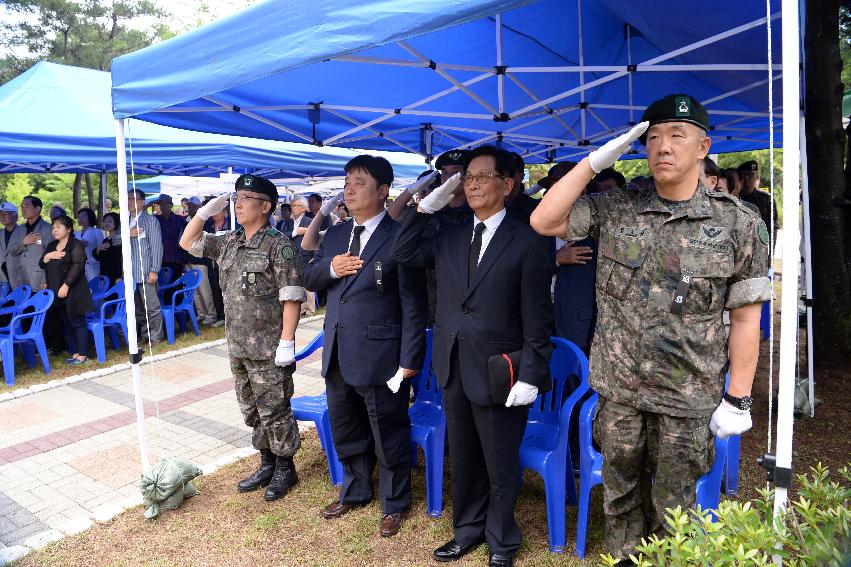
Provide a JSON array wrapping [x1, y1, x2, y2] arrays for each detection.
[[599, 463, 850, 566]]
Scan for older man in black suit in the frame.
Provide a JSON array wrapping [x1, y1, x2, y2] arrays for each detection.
[[301, 155, 427, 538], [393, 146, 553, 567]]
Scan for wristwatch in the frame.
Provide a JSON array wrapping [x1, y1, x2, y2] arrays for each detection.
[[723, 392, 753, 411]]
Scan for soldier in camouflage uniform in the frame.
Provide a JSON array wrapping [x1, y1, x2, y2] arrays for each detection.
[[531, 94, 771, 563], [180, 174, 306, 503]]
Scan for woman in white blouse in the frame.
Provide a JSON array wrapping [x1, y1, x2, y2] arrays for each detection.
[[75, 207, 104, 281]]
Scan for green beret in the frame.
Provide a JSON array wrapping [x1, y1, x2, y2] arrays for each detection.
[[235, 174, 278, 203], [638, 94, 710, 145]]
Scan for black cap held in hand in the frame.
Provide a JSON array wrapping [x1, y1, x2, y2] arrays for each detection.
[[235, 174, 279, 203], [638, 94, 710, 145]]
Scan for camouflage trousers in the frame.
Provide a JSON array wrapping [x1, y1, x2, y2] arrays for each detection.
[[231, 357, 300, 458], [593, 396, 714, 560]]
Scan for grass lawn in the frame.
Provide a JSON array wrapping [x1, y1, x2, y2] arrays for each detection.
[[16, 430, 608, 566], [0, 324, 226, 392]]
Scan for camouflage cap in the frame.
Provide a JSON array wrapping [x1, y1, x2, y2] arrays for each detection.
[[234, 174, 278, 202], [638, 94, 710, 145]]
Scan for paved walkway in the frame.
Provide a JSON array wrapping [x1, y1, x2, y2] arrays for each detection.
[[0, 317, 326, 557]]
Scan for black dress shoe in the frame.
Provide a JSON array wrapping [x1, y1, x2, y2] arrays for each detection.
[[432, 538, 485, 562], [488, 553, 513, 567]]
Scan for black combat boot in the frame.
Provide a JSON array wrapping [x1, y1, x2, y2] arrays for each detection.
[[264, 456, 298, 502], [237, 448, 276, 493]]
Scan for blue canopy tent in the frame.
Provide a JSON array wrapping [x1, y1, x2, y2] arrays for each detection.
[[111, 0, 782, 162], [110, 0, 804, 521], [0, 61, 425, 179]]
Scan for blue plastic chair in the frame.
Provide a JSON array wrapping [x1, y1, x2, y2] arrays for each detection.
[[161, 269, 202, 344], [157, 266, 174, 287], [0, 290, 53, 385], [408, 329, 445, 517], [86, 283, 128, 363], [88, 275, 111, 309], [519, 337, 590, 553], [760, 268, 773, 340], [575, 392, 730, 559], [722, 372, 741, 496], [289, 331, 345, 486], [0, 285, 32, 329]]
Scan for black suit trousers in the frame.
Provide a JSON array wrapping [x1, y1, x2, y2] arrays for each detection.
[[444, 344, 529, 556], [325, 345, 412, 514]]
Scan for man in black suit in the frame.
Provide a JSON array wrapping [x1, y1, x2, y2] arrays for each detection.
[[393, 146, 554, 567], [301, 155, 427, 538]]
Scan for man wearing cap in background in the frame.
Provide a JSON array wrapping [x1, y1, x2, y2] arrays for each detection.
[[185, 196, 202, 220], [181, 174, 305, 502], [0, 202, 22, 286], [531, 94, 771, 564], [737, 160, 777, 252]]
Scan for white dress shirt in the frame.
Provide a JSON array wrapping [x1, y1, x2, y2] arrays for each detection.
[[330, 210, 387, 279], [471, 208, 507, 265]]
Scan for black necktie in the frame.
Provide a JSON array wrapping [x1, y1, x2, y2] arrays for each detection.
[[468, 222, 486, 284], [350, 225, 366, 257]]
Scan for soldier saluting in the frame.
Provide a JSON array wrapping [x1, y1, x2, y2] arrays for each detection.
[[531, 95, 771, 564], [180, 174, 306, 502]]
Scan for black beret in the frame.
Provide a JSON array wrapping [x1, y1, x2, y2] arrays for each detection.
[[235, 174, 278, 202], [638, 94, 710, 145], [435, 149, 468, 169], [737, 160, 759, 172]]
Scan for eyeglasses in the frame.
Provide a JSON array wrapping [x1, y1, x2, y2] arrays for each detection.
[[231, 193, 270, 204], [461, 172, 508, 185]]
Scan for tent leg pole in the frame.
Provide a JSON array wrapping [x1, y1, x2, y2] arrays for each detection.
[[772, 0, 801, 526], [800, 112, 815, 418], [115, 118, 151, 474]]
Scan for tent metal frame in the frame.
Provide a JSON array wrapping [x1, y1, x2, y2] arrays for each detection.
[[147, 11, 783, 159]]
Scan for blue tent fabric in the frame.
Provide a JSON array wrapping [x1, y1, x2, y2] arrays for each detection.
[[0, 61, 425, 178], [111, 0, 782, 162]]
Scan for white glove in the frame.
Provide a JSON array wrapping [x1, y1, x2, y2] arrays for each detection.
[[386, 368, 404, 393], [274, 339, 295, 366], [196, 192, 231, 221], [588, 121, 649, 173], [405, 170, 439, 195], [709, 400, 752, 439], [418, 172, 462, 213], [505, 381, 538, 407], [320, 191, 344, 216]]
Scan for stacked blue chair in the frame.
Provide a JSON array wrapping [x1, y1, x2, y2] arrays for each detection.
[[86, 283, 128, 363], [0, 290, 53, 385], [408, 329, 444, 517], [289, 331, 345, 486], [519, 337, 590, 553], [88, 275, 110, 309], [0, 285, 32, 333], [575, 392, 730, 558], [160, 269, 202, 344]]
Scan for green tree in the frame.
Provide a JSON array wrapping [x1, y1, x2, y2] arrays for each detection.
[[2, 174, 35, 209], [0, 0, 171, 82]]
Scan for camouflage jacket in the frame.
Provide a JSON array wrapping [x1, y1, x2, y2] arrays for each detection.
[[567, 181, 771, 417], [190, 224, 306, 359]]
